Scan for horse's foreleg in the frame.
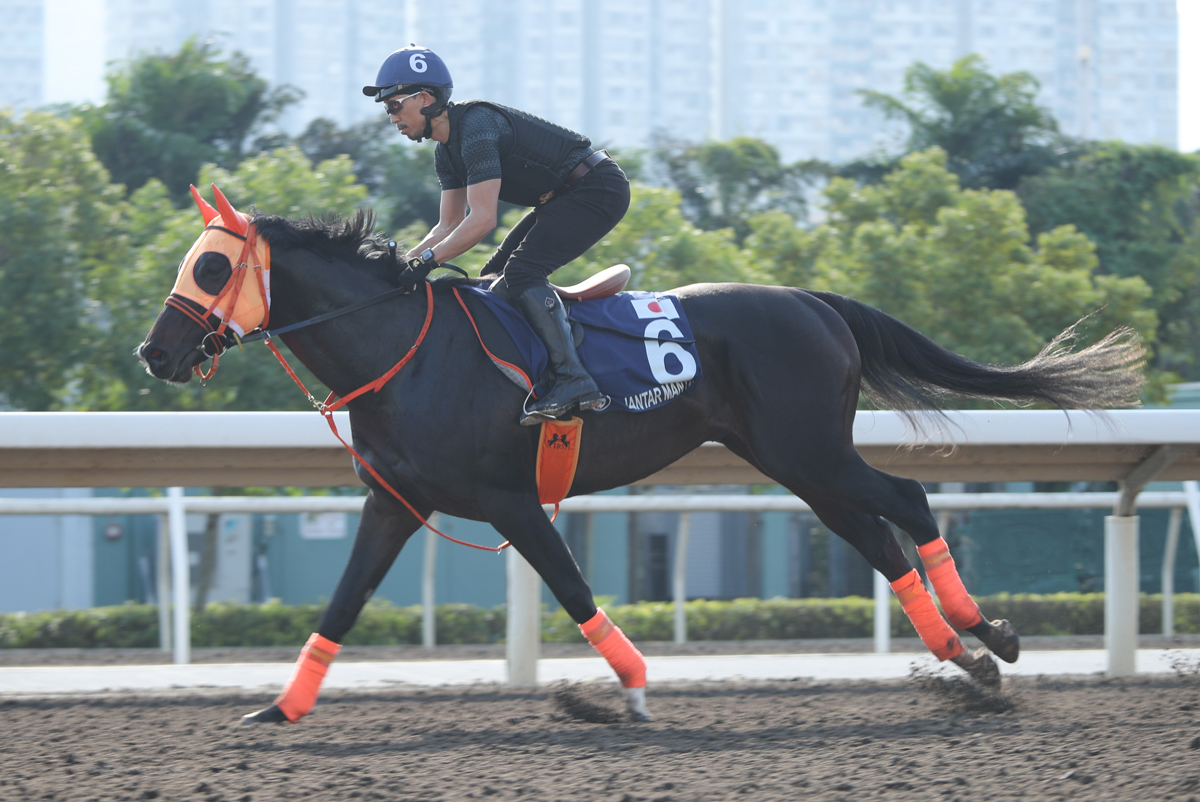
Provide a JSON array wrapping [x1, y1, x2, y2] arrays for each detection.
[[480, 491, 650, 721], [241, 490, 426, 725]]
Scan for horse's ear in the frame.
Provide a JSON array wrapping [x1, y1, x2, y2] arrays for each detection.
[[211, 184, 248, 236], [190, 184, 219, 225]]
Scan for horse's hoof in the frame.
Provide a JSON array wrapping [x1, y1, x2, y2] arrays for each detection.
[[625, 687, 652, 722], [240, 704, 290, 725], [969, 618, 1020, 664], [951, 648, 1002, 689]]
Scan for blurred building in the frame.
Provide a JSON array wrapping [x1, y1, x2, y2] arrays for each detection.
[[2, 0, 1178, 160], [0, 0, 44, 111]]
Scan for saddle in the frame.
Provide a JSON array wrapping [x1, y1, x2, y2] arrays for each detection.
[[551, 264, 630, 301]]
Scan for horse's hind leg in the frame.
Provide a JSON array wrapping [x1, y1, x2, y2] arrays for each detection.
[[803, 499, 1001, 686], [241, 489, 427, 725], [734, 423, 1018, 667], [820, 465, 1019, 663], [478, 489, 650, 721]]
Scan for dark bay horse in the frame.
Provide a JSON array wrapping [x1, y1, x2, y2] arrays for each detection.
[[139, 188, 1145, 723]]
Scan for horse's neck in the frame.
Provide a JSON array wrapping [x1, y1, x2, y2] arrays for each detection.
[[270, 253, 428, 396]]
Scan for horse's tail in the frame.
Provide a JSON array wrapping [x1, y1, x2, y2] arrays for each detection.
[[806, 290, 1146, 413]]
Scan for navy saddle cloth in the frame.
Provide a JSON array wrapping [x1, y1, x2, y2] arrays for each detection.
[[457, 286, 702, 413]]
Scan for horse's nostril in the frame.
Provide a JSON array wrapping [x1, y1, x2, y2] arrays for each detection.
[[147, 348, 164, 360]]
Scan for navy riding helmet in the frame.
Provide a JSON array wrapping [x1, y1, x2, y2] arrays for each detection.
[[363, 45, 453, 141], [363, 44, 453, 102]]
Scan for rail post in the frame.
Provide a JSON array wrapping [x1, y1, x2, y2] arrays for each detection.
[[156, 514, 171, 652], [1162, 507, 1182, 637], [873, 570, 891, 654], [673, 512, 692, 644], [422, 514, 439, 649], [506, 548, 541, 688], [167, 487, 191, 665], [1104, 515, 1139, 677]]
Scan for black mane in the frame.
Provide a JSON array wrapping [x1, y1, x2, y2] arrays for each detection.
[[251, 209, 394, 261], [250, 209, 486, 292]]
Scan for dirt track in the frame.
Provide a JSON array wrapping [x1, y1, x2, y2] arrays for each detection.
[[3, 672, 1200, 802]]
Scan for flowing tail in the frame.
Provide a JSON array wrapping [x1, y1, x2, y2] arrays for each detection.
[[806, 291, 1146, 413]]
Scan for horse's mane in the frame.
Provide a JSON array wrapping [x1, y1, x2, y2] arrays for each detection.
[[250, 208, 487, 292], [252, 209, 391, 261]]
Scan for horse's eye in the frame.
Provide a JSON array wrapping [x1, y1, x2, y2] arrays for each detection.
[[193, 252, 232, 294]]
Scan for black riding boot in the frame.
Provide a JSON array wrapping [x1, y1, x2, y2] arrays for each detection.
[[513, 284, 605, 426]]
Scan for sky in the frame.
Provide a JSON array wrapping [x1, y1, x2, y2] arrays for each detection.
[[40, 0, 1200, 153]]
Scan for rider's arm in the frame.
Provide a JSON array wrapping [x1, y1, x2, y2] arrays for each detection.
[[405, 188, 467, 260], [413, 179, 501, 264]]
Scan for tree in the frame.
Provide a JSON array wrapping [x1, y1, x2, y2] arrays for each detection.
[[747, 149, 1157, 370], [651, 136, 824, 240], [1017, 144, 1200, 379], [0, 111, 128, 410], [854, 56, 1078, 190], [73, 146, 368, 412], [84, 39, 299, 198]]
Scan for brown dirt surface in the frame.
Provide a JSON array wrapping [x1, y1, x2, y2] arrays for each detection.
[[4, 673, 1200, 801]]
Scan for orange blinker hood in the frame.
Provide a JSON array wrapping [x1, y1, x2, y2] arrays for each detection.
[[167, 184, 271, 338]]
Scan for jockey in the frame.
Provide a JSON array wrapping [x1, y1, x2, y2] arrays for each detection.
[[364, 45, 631, 426]]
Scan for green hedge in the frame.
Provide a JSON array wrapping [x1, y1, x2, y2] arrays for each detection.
[[1, 594, 1197, 649]]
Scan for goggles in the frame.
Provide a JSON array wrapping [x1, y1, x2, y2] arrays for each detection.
[[383, 90, 424, 116]]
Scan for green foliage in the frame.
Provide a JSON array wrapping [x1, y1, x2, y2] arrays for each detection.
[[83, 39, 298, 198], [4, 594, 1194, 649], [652, 136, 823, 239], [854, 55, 1077, 190], [762, 148, 1156, 367], [1018, 144, 1200, 379], [0, 111, 128, 410], [374, 142, 443, 233]]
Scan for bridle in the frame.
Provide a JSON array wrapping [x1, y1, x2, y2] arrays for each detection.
[[165, 223, 270, 380]]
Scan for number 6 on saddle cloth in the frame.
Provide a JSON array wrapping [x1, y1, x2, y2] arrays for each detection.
[[458, 286, 703, 415]]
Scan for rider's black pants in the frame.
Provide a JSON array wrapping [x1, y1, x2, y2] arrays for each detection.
[[480, 160, 630, 295]]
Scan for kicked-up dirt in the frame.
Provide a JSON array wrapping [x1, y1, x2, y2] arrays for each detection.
[[2, 670, 1200, 802]]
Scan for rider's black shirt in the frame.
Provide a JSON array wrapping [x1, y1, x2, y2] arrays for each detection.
[[433, 102, 593, 207]]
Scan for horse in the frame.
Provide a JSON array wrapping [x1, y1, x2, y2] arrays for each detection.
[[138, 186, 1145, 724]]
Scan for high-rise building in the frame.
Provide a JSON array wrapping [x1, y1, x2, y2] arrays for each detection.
[[0, 0, 44, 111], [6, 0, 1179, 161]]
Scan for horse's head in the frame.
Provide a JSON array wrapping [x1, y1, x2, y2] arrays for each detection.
[[138, 185, 272, 383]]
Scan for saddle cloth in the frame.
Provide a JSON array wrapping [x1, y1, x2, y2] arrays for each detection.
[[456, 286, 702, 413]]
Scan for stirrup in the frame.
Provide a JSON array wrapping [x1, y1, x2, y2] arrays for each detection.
[[519, 390, 607, 426]]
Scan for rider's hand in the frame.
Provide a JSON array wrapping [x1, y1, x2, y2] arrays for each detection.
[[398, 257, 432, 294]]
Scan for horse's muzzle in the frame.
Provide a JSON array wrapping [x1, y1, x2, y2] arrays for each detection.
[[137, 340, 203, 383]]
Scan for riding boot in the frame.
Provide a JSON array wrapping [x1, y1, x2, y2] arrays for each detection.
[[513, 283, 606, 426]]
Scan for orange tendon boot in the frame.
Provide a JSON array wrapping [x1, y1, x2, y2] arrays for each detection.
[[891, 569, 964, 661], [273, 633, 341, 722], [579, 608, 646, 688], [917, 537, 983, 630]]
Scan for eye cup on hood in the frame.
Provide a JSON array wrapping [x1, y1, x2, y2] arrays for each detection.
[[194, 251, 233, 294]]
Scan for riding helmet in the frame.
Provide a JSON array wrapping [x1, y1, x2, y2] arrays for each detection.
[[362, 44, 453, 103]]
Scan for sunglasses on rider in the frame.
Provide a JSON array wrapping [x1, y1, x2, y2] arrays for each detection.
[[384, 91, 424, 116]]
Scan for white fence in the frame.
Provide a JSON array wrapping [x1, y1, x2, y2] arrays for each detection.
[[3, 487, 1199, 681]]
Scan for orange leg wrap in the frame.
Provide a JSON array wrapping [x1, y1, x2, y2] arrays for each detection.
[[917, 537, 983, 630], [580, 608, 646, 688], [891, 569, 964, 661], [274, 633, 341, 722]]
